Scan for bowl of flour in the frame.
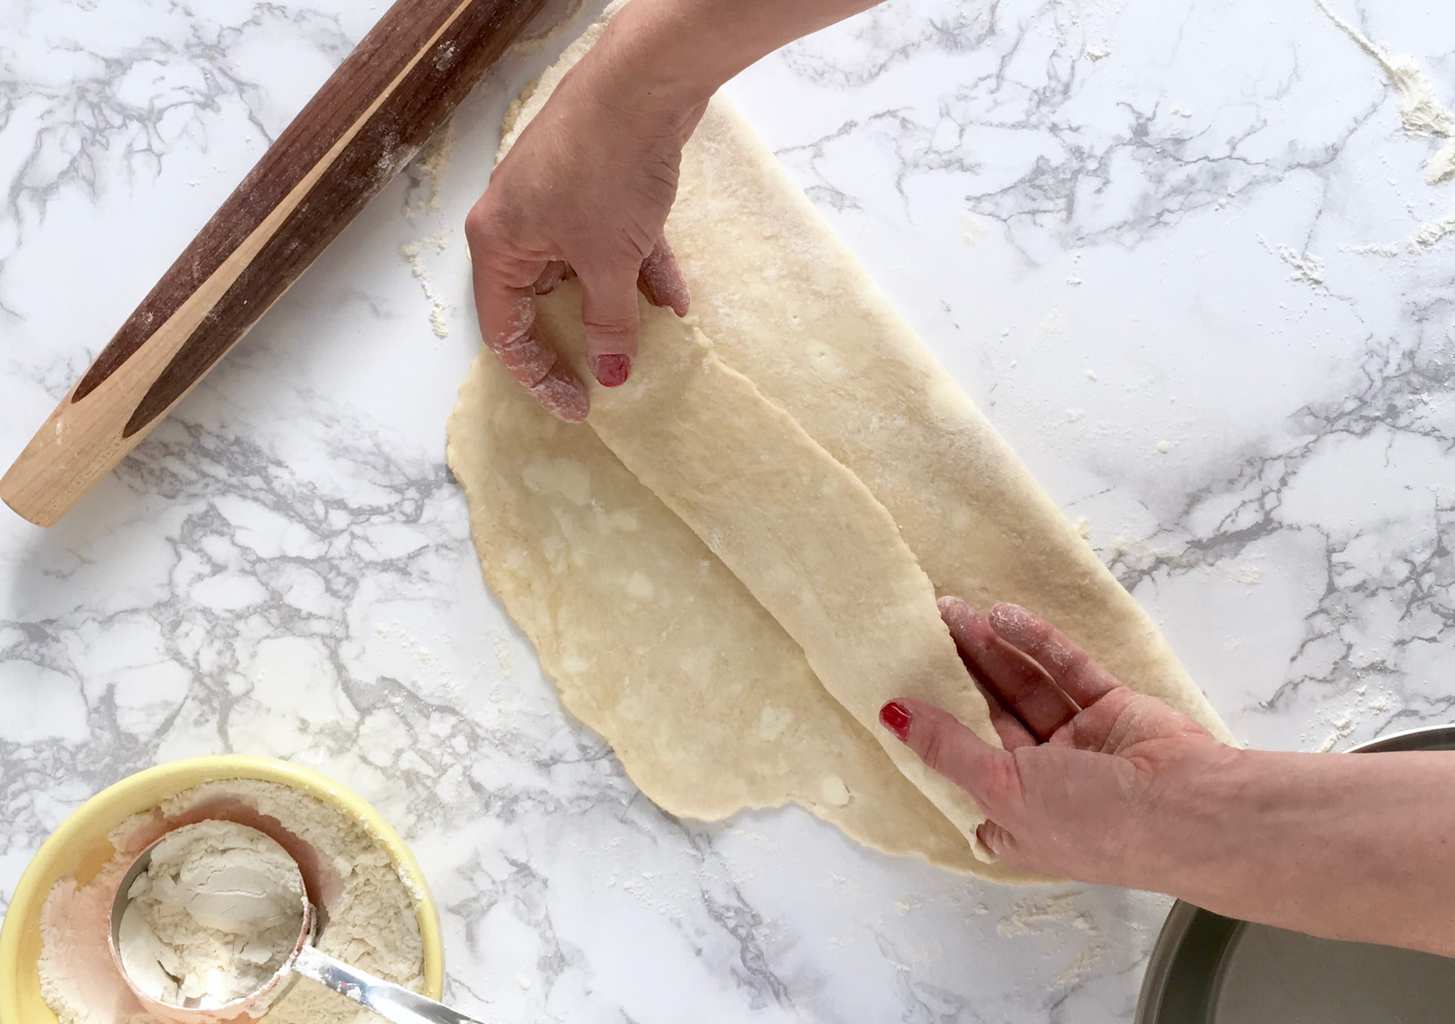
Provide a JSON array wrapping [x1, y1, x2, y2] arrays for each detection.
[[0, 757, 442, 1024]]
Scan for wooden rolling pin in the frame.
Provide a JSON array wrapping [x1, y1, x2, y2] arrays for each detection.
[[0, 0, 546, 527]]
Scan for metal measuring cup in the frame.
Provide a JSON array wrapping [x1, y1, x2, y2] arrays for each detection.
[[107, 821, 485, 1024]]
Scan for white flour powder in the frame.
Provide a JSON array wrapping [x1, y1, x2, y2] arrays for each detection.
[[117, 821, 305, 1009], [39, 779, 425, 1024], [1313, 0, 1455, 184]]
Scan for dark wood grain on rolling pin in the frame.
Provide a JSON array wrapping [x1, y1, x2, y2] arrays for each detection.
[[73, 0, 544, 431], [2, 0, 547, 527]]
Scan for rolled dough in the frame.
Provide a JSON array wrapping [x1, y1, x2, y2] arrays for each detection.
[[446, 9, 1230, 878], [449, 355, 984, 872]]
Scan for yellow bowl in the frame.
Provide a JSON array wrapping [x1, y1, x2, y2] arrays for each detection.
[[0, 756, 443, 1023]]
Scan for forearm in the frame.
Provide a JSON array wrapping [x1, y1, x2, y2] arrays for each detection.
[[591, 0, 882, 113], [1145, 749, 1455, 955]]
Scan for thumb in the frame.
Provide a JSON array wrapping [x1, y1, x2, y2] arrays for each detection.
[[879, 699, 1020, 817], [580, 264, 641, 388]]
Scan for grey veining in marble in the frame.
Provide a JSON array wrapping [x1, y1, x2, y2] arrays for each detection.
[[3, 0, 1454, 1020]]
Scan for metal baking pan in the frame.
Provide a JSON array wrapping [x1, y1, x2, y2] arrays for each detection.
[[1136, 724, 1455, 1023]]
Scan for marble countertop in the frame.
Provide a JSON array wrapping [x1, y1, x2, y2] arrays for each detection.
[[3, 0, 1453, 1020]]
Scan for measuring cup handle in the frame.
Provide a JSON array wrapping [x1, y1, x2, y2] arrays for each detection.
[[292, 945, 487, 1024]]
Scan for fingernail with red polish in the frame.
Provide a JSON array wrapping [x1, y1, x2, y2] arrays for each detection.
[[593, 354, 631, 387], [879, 701, 912, 741]]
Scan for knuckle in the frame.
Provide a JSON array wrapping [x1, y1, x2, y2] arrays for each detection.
[[488, 305, 537, 352], [919, 730, 944, 772], [582, 318, 635, 337], [578, 243, 645, 279], [464, 201, 513, 255], [918, 722, 954, 775], [463, 202, 493, 244], [528, 370, 588, 422], [986, 751, 1026, 809], [499, 349, 556, 391], [984, 822, 1011, 852]]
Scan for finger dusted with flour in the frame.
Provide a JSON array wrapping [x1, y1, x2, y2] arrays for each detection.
[[466, 230, 589, 422], [472, 0, 887, 415]]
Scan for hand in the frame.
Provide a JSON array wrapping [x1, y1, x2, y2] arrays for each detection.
[[464, 31, 701, 421], [880, 598, 1236, 884]]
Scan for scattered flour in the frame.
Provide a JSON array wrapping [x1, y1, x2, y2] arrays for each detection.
[[1223, 562, 1264, 585], [894, 894, 927, 916], [997, 892, 1109, 993], [1307, 685, 1403, 752], [1264, 239, 1327, 287], [1055, 940, 1110, 989], [406, 125, 456, 218], [1312, 0, 1455, 184], [1051, 0, 1128, 67], [997, 892, 1095, 938], [1317, 710, 1359, 753], [401, 235, 452, 340], [490, 631, 515, 679], [1342, 215, 1454, 257], [1412, 213, 1455, 248], [507, 0, 588, 56], [400, 123, 457, 339], [1311, 1, 1455, 255], [1340, 240, 1403, 258], [1038, 305, 1067, 339], [38, 780, 424, 1024]]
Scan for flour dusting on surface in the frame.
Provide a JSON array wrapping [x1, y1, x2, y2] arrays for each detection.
[[401, 236, 452, 340], [1312, 0, 1455, 184], [1262, 237, 1327, 287], [1340, 240, 1403, 258], [1051, 0, 1128, 66], [406, 125, 455, 218], [1412, 213, 1455, 248], [400, 123, 458, 339], [1303, 683, 1404, 752], [998, 892, 1095, 938]]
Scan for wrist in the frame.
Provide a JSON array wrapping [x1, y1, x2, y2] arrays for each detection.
[[1121, 739, 1252, 897], [585, 2, 727, 133], [583, 0, 888, 121]]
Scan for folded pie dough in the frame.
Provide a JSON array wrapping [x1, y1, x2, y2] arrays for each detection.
[[445, 10, 1230, 878]]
